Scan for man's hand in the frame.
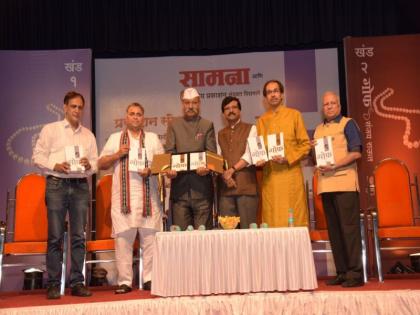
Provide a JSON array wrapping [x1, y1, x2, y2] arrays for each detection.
[[255, 160, 267, 168], [80, 157, 91, 170], [271, 155, 288, 165], [225, 177, 237, 188], [139, 167, 151, 178], [223, 168, 235, 181], [117, 144, 130, 159], [196, 167, 210, 176], [318, 164, 336, 172], [53, 162, 70, 174], [165, 169, 178, 179]]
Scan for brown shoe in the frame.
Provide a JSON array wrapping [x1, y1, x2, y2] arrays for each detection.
[[115, 284, 132, 294], [71, 283, 92, 297], [46, 284, 61, 299]]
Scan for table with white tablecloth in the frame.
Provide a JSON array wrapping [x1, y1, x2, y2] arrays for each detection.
[[151, 227, 318, 297]]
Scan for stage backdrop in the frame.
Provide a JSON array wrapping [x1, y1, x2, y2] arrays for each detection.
[[0, 49, 92, 291], [95, 49, 339, 175], [344, 34, 420, 212]]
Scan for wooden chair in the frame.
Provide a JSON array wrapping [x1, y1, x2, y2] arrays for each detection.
[[0, 173, 68, 294], [372, 158, 420, 282], [84, 175, 143, 289], [310, 171, 368, 282]]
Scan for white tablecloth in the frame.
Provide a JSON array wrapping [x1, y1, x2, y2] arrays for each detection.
[[151, 227, 318, 297]]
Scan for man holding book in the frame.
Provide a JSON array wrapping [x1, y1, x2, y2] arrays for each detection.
[[218, 96, 258, 229], [98, 102, 164, 293], [33, 91, 98, 299], [313, 91, 364, 288], [256, 80, 310, 227], [164, 88, 217, 230]]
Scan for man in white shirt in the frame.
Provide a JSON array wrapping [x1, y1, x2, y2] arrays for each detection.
[[98, 103, 164, 293], [217, 96, 258, 228], [33, 91, 98, 299]]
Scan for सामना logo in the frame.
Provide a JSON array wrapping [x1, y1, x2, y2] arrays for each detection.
[[5, 103, 63, 166]]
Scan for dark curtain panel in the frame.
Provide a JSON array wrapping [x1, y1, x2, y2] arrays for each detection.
[[1, 0, 414, 54]]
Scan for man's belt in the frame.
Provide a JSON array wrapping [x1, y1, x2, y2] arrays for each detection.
[[46, 175, 87, 183]]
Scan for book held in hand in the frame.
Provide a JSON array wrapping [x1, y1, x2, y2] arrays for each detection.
[[314, 136, 335, 167], [267, 132, 285, 159], [171, 153, 188, 172], [247, 136, 268, 164], [65, 145, 85, 173], [128, 147, 147, 172], [189, 151, 207, 170]]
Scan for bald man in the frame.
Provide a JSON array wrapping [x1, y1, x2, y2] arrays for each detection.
[[314, 91, 364, 288]]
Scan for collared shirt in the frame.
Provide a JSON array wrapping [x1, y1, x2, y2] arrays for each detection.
[[32, 119, 98, 178], [324, 114, 363, 153]]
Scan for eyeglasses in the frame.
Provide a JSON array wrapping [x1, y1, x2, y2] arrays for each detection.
[[265, 89, 281, 95]]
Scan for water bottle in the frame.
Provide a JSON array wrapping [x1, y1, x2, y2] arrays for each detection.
[[288, 208, 294, 227]]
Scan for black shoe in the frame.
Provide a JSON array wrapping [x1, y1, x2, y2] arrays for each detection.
[[325, 274, 346, 286], [46, 284, 61, 300], [115, 284, 132, 294], [71, 283, 92, 297], [143, 281, 151, 291], [341, 278, 364, 288]]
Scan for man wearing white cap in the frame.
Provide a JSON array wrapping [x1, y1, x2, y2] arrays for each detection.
[[165, 88, 217, 230]]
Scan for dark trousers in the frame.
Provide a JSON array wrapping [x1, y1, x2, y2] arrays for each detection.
[[219, 194, 258, 229], [171, 198, 213, 230], [45, 176, 89, 287], [321, 191, 363, 280]]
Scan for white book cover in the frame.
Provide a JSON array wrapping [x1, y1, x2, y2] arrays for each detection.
[[128, 147, 146, 172], [189, 152, 207, 170], [64, 145, 85, 173], [267, 132, 285, 159], [171, 153, 188, 172], [247, 136, 268, 164], [315, 136, 335, 167]]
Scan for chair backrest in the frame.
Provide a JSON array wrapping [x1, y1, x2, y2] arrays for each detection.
[[95, 174, 113, 240], [313, 172, 328, 230], [374, 158, 414, 227], [14, 173, 48, 242]]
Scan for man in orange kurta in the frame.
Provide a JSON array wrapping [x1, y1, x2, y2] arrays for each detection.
[[256, 80, 310, 227]]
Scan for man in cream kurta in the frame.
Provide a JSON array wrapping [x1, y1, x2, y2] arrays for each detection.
[[256, 80, 310, 227], [98, 103, 163, 293]]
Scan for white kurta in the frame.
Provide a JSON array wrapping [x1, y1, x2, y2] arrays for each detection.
[[100, 131, 164, 236]]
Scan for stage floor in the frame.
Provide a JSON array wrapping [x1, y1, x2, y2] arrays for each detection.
[[1, 278, 420, 314]]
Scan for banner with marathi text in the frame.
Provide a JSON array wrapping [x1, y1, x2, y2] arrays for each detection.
[[0, 49, 92, 291], [344, 34, 420, 212]]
